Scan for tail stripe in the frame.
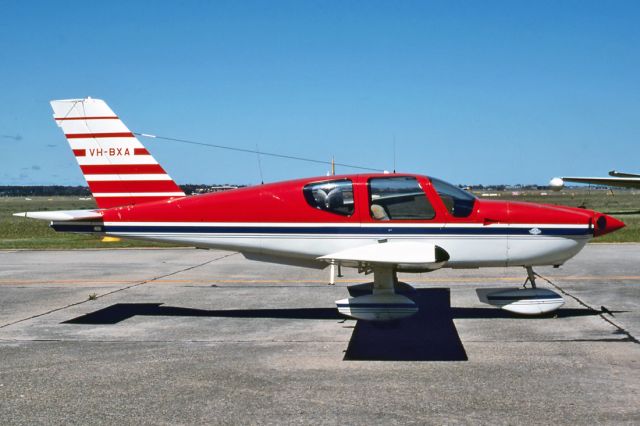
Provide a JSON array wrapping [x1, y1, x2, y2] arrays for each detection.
[[65, 132, 135, 138], [85, 196, 178, 206], [88, 180, 184, 193], [84, 174, 173, 181], [76, 156, 157, 166], [55, 116, 119, 121], [79, 164, 168, 175]]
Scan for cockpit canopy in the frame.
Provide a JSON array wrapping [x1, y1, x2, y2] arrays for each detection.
[[301, 174, 476, 219]]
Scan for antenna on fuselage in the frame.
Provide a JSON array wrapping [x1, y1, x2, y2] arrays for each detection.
[[331, 156, 335, 176], [393, 134, 397, 173], [135, 132, 384, 172], [256, 144, 264, 184]]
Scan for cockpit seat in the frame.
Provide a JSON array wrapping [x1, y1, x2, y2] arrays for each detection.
[[371, 204, 390, 221]]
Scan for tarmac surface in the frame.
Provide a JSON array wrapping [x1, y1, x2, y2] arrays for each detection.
[[0, 245, 639, 425]]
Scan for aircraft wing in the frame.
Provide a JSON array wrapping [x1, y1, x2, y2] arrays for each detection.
[[558, 176, 640, 189], [608, 170, 640, 178], [13, 210, 103, 221], [318, 241, 450, 269]]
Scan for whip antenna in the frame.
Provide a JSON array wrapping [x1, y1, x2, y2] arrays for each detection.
[[256, 144, 264, 184], [134, 132, 382, 172], [393, 134, 397, 173]]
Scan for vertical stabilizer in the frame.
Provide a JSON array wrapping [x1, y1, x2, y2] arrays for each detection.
[[51, 98, 185, 208]]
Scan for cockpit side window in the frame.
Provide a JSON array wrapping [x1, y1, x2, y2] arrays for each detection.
[[430, 177, 476, 218], [368, 176, 435, 220], [303, 179, 354, 216]]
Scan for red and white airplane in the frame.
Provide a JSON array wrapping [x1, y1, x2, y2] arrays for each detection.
[[15, 98, 625, 320]]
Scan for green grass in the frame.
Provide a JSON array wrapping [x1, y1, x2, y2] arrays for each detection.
[[0, 197, 177, 249], [1, 189, 638, 249], [596, 215, 640, 242]]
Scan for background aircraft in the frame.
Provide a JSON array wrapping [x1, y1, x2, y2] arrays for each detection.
[[15, 98, 625, 321], [550, 171, 640, 190]]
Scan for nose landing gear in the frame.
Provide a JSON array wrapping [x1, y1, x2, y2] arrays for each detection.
[[486, 266, 565, 315]]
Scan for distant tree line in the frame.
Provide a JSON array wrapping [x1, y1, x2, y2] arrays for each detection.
[[0, 184, 246, 197], [0, 186, 92, 196], [1, 183, 617, 197], [466, 184, 549, 191]]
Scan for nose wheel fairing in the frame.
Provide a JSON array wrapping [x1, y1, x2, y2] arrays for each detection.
[[485, 267, 565, 315], [486, 288, 565, 315]]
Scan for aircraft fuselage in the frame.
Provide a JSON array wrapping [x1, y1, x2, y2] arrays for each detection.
[[52, 173, 622, 270]]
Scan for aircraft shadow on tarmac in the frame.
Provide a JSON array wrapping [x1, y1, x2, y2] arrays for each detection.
[[63, 288, 603, 362]]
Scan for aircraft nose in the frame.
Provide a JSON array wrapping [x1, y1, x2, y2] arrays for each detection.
[[593, 214, 625, 237]]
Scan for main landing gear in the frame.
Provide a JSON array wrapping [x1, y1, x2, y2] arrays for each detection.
[[334, 265, 567, 321], [335, 266, 418, 321], [486, 266, 565, 315]]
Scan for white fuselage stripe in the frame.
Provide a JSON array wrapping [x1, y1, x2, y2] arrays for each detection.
[[101, 221, 590, 229]]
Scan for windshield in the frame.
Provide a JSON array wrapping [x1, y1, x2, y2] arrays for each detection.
[[429, 177, 476, 218]]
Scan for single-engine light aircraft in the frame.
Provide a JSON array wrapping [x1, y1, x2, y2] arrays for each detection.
[[15, 98, 625, 320]]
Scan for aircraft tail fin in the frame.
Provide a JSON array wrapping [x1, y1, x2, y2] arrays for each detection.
[[50, 98, 185, 209]]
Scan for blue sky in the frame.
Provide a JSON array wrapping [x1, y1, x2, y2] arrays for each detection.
[[1, 1, 638, 186]]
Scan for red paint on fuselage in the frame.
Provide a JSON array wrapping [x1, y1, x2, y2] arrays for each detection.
[[104, 174, 365, 223], [88, 180, 184, 194], [98, 173, 623, 236]]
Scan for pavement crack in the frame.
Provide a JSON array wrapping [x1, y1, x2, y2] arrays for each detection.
[[0, 252, 237, 329], [537, 273, 639, 345], [93, 252, 238, 299]]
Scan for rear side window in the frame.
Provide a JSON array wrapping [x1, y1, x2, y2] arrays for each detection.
[[303, 179, 354, 216], [369, 176, 435, 220]]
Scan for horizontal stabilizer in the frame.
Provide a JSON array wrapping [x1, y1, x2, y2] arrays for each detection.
[[318, 242, 449, 266], [13, 210, 102, 221]]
